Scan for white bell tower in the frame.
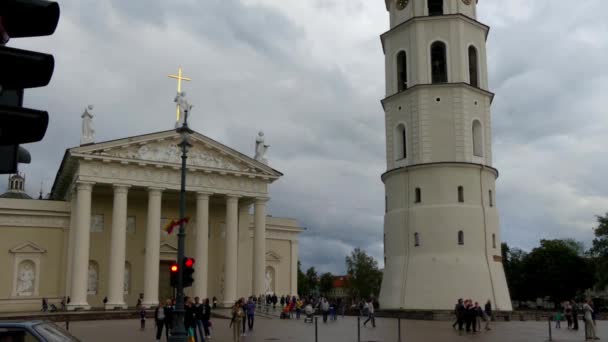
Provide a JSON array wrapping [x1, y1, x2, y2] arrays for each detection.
[[378, 0, 512, 311]]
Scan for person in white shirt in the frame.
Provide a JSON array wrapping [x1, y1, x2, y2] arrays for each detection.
[[583, 299, 599, 340], [363, 299, 376, 328]]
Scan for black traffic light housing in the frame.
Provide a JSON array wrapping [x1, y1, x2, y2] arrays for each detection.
[[170, 263, 179, 288], [182, 257, 195, 288], [0, 0, 60, 173]]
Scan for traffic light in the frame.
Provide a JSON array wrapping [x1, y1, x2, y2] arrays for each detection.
[[182, 257, 195, 288], [170, 263, 179, 288], [0, 0, 60, 173]]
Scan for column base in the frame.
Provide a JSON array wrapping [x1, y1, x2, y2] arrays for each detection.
[[67, 303, 90, 311], [141, 301, 159, 309], [104, 303, 128, 310], [220, 300, 235, 308]]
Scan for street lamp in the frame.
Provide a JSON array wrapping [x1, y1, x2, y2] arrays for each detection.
[[169, 103, 192, 342]]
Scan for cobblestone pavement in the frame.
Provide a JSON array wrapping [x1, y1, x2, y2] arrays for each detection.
[[66, 316, 606, 342]]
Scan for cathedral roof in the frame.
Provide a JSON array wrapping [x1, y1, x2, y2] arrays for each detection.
[[0, 174, 33, 199], [50, 129, 283, 200]]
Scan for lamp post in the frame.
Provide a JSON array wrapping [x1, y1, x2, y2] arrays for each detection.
[[169, 107, 192, 342]]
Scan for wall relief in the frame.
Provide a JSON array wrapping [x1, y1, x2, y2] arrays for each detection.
[[16, 260, 35, 296]]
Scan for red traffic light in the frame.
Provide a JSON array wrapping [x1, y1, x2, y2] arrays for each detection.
[[184, 258, 195, 268], [170, 264, 178, 273]]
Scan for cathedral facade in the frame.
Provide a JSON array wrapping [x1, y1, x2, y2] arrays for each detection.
[[378, 0, 512, 311], [0, 129, 303, 312]]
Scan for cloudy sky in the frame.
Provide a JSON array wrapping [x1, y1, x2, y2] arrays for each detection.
[[5, 0, 608, 274]]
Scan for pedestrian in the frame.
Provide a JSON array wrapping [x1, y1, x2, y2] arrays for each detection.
[[164, 299, 174, 337], [272, 294, 278, 310], [139, 306, 146, 331], [464, 300, 476, 333], [572, 299, 580, 331], [320, 298, 330, 323], [154, 301, 167, 342], [60, 297, 67, 312], [247, 297, 256, 331], [193, 297, 205, 342], [212, 296, 217, 309], [474, 302, 482, 332], [41, 298, 48, 312], [583, 299, 599, 340], [565, 301, 573, 329], [452, 299, 464, 330], [230, 299, 244, 342], [362, 298, 376, 328], [103, 296, 108, 307], [296, 298, 303, 319], [184, 297, 198, 341], [330, 301, 337, 321], [554, 310, 562, 329], [484, 299, 492, 331], [202, 298, 212, 339]]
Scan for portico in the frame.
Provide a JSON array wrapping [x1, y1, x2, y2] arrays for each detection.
[[43, 129, 299, 311]]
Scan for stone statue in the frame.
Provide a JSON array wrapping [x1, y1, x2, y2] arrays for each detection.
[[81, 105, 95, 145], [88, 263, 98, 294], [174, 91, 193, 127], [17, 261, 35, 296], [254, 131, 270, 164], [264, 268, 273, 294]]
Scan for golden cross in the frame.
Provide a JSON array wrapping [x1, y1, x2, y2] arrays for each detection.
[[168, 66, 192, 123]]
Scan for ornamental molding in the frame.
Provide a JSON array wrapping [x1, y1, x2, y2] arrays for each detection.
[[266, 251, 281, 263], [160, 242, 178, 255], [77, 160, 269, 195], [0, 215, 69, 229], [9, 241, 47, 254], [266, 229, 298, 241]]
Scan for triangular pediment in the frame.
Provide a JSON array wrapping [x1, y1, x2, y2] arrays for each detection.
[[266, 251, 281, 262], [69, 130, 281, 177], [159, 242, 178, 254], [10, 241, 46, 254]]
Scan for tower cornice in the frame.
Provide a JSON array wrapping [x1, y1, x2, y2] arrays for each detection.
[[383, 0, 480, 12], [381, 162, 499, 183], [379, 14, 490, 55], [380, 82, 495, 111]]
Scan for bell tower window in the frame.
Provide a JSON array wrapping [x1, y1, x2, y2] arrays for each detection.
[[428, 0, 443, 16], [431, 42, 447, 83], [468, 46, 479, 87], [458, 186, 464, 203], [397, 51, 407, 91], [458, 230, 464, 245], [415, 188, 421, 203], [395, 124, 407, 160], [473, 120, 483, 157]]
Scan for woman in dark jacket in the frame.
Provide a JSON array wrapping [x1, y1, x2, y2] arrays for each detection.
[[154, 301, 167, 341], [202, 298, 212, 338], [184, 297, 199, 340], [164, 299, 174, 338]]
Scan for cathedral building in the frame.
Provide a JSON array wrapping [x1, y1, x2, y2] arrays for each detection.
[[378, 0, 512, 311], [0, 109, 303, 312]]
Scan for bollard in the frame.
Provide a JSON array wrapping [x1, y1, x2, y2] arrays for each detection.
[[315, 316, 318, 342], [547, 317, 552, 341], [398, 317, 402, 342], [357, 315, 361, 342]]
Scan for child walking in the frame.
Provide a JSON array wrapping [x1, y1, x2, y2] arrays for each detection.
[[555, 311, 562, 329]]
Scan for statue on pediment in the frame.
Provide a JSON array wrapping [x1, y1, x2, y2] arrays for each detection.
[[255, 131, 269, 164], [81, 105, 95, 145], [174, 91, 193, 127]]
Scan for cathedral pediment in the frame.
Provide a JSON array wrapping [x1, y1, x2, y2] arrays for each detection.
[[68, 130, 281, 177], [9, 241, 47, 254], [159, 242, 177, 255]]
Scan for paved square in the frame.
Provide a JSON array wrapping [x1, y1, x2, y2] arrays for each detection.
[[66, 316, 605, 342]]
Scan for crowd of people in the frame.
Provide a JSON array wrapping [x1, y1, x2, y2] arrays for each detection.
[[149, 296, 212, 342], [555, 299, 600, 340], [451, 298, 493, 333]]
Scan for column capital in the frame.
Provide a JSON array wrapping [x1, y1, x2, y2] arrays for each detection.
[[148, 187, 164, 195], [113, 184, 131, 193], [255, 197, 270, 204], [76, 181, 95, 192], [225, 194, 242, 200], [196, 191, 213, 199]]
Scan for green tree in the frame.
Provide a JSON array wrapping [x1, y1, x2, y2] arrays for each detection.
[[305, 267, 319, 295], [502, 242, 529, 301], [319, 272, 334, 296], [297, 261, 310, 296], [345, 248, 382, 300], [523, 239, 593, 304], [590, 213, 608, 288]]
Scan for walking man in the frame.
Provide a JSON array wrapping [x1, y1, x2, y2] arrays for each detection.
[[247, 297, 256, 331], [363, 298, 376, 328], [484, 299, 492, 331], [452, 299, 464, 330]]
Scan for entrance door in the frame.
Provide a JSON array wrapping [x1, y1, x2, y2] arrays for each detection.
[[159, 261, 174, 302]]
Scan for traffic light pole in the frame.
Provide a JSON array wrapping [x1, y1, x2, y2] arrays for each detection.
[[169, 112, 192, 342]]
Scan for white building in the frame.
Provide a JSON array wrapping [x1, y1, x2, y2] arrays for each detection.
[[378, 0, 512, 311]]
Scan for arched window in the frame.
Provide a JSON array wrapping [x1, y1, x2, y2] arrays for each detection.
[[489, 190, 494, 207], [472, 120, 483, 157], [414, 232, 420, 247], [415, 188, 421, 203], [397, 51, 407, 91], [468, 46, 479, 87], [431, 42, 447, 83], [428, 0, 443, 16], [395, 124, 407, 160], [458, 230, 464, 245], [492, 234, 496, 249], [458, 186, 464, 203]]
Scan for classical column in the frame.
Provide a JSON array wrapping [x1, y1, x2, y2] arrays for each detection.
[[290, 240, 299, 296], [65, 189, 78, 297], [253, 198, 268, 296], [67, 181, 94, 310], [222, 195, 240, 306], [142, 187, 163, 308], [193, 192, 212, 300], [106, 184, 130, 309]]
